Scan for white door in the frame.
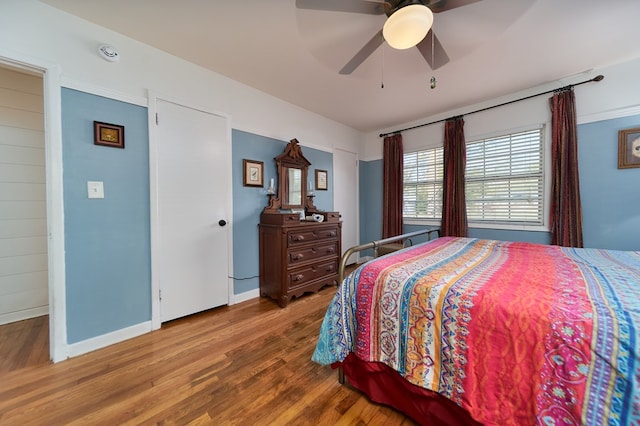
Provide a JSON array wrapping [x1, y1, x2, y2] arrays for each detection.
[[333, 148, 359, 264], [156, 100, 229, 322]]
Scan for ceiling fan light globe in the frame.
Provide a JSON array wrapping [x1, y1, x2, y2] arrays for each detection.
[[383, 4, 433, 50]]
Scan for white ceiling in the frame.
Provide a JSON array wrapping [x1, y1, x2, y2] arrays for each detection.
[[41, 0, 640, 132]]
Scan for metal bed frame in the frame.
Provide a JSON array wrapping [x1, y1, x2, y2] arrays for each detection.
[[337, 228, 441, 283]]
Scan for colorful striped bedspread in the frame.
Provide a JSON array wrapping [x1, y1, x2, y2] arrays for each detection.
[[312, 237, 640, 425]]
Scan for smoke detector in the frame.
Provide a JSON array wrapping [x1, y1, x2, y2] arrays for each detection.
[[98, 44, 119, 62]]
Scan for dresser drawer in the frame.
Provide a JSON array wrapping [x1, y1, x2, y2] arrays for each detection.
[[287, 227, 339, 246], [325, 212, 340, 222], [288, 260, 338, 289], [288, 242, 338, 266]]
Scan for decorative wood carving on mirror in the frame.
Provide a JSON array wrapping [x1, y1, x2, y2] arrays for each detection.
[[263, 138, 319, 214]]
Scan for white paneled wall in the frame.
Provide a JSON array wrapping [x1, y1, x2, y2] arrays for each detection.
[[0, 66, 47, 325]]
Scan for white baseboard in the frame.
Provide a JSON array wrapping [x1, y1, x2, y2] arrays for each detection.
[[67, 321, 152, 358], [0, 306, 49, 325], [230, 288, 259, 305]]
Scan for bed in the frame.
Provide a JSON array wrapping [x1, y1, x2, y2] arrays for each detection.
[[312, 235, 640, 425]]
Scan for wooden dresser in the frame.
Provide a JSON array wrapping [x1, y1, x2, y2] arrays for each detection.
[[259, 212, 341, 307]]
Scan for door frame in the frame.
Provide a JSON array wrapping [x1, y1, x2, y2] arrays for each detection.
[[148, 92, 234, 330], [0, 51, 67, 362], [333, 147, 360, 264]]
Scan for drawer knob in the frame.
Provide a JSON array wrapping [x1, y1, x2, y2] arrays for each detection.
[[327, 265, 334, 271], [293, 274, 304, 282], [293, 235, 305, 241], [329, 232, 336, 237], [327, 248, 334, 253], [311, 248, 317, 253], [293, 254, 304, 260]]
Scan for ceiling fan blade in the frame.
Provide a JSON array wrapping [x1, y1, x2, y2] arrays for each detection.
[[426, 0, 482, 14], [416, 29, 449, 70], [339, 30, 384, 75], [296, 0, 387, 15]]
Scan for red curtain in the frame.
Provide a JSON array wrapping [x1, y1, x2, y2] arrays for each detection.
[[383, 134, 403, 238], [441, 117, 468, 237], [549, 89, 584, 247]]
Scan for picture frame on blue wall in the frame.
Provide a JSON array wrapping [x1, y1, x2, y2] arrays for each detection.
[[315, 169, 328, 190], [94, 121, 124, 149], [243, 159, 264, 187], [618, 126, 640, 169]]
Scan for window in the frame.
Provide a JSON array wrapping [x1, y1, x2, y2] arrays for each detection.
[[466, 129, 544, 224], [403, 127, 544, 225], [403, 147, 443, 219]]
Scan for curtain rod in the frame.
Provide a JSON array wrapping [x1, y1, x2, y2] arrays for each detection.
[[379, 74, 604, 138]]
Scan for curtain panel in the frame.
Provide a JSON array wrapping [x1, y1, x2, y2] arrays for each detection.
[[549, 89, 584, 247], [441, 117, 468, 237], [383, 134, 403, 238]]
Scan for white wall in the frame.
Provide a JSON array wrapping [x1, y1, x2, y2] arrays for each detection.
[[0, 1, 364, 153], [361, 57, 640, 161]]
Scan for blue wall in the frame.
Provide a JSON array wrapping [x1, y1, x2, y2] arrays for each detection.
[[359, 114, 640, 250], [359, 159, 383, 256], [61, 88, 151, 343], [231, 130, 334, 295], [578, 114, 640, 250]]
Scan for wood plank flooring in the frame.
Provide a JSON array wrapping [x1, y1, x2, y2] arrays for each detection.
[[0, 284, 415, 425], [0, 315, 49, 373]]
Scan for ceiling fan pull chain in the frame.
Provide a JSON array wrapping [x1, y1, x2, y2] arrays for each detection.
[[381, 42, 385, 89], [430, 28, 437, 89], [431, 28, 435, 66]]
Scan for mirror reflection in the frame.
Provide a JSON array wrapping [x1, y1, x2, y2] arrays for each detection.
[[287, 167, 302, 206]]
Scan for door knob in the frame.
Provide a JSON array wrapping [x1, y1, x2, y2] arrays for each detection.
[[218, 220, 227, 227]]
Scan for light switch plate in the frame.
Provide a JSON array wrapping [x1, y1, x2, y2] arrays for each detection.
[[87, 181, 104, 199]]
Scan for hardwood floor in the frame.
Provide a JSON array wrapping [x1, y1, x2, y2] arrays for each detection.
[[0, 282, 415, 425], [0, 315, 49, 373]]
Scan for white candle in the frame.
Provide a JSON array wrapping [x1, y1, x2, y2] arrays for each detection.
[[270, 178, 274, 189], [308, 181, 312, 191]]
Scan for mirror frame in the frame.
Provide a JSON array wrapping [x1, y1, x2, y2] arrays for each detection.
[[263, 138, 319, 214]]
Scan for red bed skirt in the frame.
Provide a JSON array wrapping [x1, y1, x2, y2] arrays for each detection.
[[336, 353, 482, 426]]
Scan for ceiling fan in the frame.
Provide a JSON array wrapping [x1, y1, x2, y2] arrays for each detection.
[[296, 0, 481, 75]]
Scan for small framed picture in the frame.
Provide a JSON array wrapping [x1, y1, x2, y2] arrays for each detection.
[[315, 169, 328, 190], [291, 208, 305, 221], [94, 121, 124, 149], [243, 159, 264, 187], [618, 126, 640, 169]]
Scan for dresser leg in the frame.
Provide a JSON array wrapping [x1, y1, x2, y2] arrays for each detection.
[[278, 296, 290, 308]]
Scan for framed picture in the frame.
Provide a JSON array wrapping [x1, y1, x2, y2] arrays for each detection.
[[618, 126, 640, 169], [291, 208, 305, 221], [94, 121, 124, 149], [243, 159, 264, 187], [315, 169, 328, 190]]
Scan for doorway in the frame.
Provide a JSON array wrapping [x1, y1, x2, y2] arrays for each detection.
[[152, 98, 231, 323], [0, 61, 56, 366], [333, 148, 359, 264]]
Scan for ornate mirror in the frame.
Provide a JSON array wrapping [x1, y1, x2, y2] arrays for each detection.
[[263, 138, 318, 214]]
